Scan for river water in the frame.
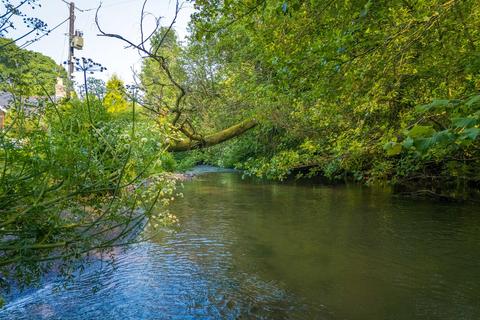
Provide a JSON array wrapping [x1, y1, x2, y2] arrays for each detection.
[[2, 169, 480, 319]]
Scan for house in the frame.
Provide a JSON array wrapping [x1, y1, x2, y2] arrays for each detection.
[[0, 92, 13, 129], [0, 92, 47, 129], [55, 77, 66, 100]]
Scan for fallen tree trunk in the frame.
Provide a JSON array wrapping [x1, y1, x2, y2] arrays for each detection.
[[167, 119, 257, 152]]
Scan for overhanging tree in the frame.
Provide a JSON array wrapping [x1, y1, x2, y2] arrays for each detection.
[[95, 0, 258, 152]]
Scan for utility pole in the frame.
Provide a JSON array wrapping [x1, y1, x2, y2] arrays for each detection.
[[67, 2, 75, 83], [63, 0, 85, 95]]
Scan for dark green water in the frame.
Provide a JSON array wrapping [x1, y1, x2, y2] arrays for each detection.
[[2, 169, 480, 319]]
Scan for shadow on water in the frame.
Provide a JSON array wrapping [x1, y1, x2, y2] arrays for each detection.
[[2, 170, 480, 319]]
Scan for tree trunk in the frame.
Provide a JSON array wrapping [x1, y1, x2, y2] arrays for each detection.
[[167, 119, 257, 152]]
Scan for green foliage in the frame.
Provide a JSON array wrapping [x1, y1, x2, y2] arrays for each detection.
[[103, 75, 128, 113], [394, 94, 480, 155], [0, 92, 178, 295], [0, 38, 66, 96], [79, 77, 106, 100], [180, 0, 480, 197], [140, 28, 187, 111]]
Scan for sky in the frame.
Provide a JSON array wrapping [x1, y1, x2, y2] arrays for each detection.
[[7, 0, 194, 84]]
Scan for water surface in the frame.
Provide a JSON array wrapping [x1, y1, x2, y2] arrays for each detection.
[[2, 170, 480, 319]]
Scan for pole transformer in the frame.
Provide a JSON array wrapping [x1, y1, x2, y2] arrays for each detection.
[[67, 2, 75, 82]]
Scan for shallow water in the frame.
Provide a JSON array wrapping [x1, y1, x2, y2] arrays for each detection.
[[2, 170, 480, 319]]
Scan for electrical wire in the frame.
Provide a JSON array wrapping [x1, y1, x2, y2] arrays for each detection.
[[59, 0, 96, 12], [58, 23, 68, 65]]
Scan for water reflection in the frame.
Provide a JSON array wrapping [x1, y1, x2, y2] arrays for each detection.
[[2, 172, 479, 319]]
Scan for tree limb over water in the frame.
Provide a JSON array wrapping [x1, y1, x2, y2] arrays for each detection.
[[167, 118, 258, 152], [95, 0, 257, 151]]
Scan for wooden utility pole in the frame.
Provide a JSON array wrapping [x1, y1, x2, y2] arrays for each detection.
[[67, 2, 75, 82]]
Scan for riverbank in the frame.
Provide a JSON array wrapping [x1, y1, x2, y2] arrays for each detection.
[[181, 161, 480, 202], [171, 165, 239, 181]]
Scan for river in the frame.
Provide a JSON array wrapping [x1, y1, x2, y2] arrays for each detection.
[[1, 168, 480, 319]]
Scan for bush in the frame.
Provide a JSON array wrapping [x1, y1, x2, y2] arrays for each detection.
[[0, 94, 177, 297]]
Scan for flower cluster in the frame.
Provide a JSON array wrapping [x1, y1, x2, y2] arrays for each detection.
[[72, 57, 107, 74]]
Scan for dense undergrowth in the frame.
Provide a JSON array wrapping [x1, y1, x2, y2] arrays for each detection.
[[0, 90, 178, 298]]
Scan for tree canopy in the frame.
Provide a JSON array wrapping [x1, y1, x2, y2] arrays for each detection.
[[104, 75, 128, 113], [157, 0, 479, 198], [0, 37, 66, 96]]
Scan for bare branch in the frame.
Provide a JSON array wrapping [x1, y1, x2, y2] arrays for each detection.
[[95, 0, 257, 151]]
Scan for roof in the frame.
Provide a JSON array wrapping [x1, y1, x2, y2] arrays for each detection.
[[0, 92, 46, 114], [0, 92, 13, 108]]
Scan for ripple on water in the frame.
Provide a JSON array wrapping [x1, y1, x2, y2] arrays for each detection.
[[1, 172, 480, 320], [1, 240, 316, 320]]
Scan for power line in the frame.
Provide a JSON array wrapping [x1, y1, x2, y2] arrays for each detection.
[[58, 23, 68, 65], [59, 0, 96, 12]]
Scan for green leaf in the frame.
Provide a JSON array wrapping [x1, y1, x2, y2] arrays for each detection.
[[452, 117, 477, 129], [411, 130, 453, 152], [433, 130, 454, 144], [461, 128, 480, 140], [465, 95, 480, 108], [408, 125, 436, 138], [414, 137, 435, 152], [384, 142, 402, 156], [416, 99, 450, 113], [402, 137, 414, 149]]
